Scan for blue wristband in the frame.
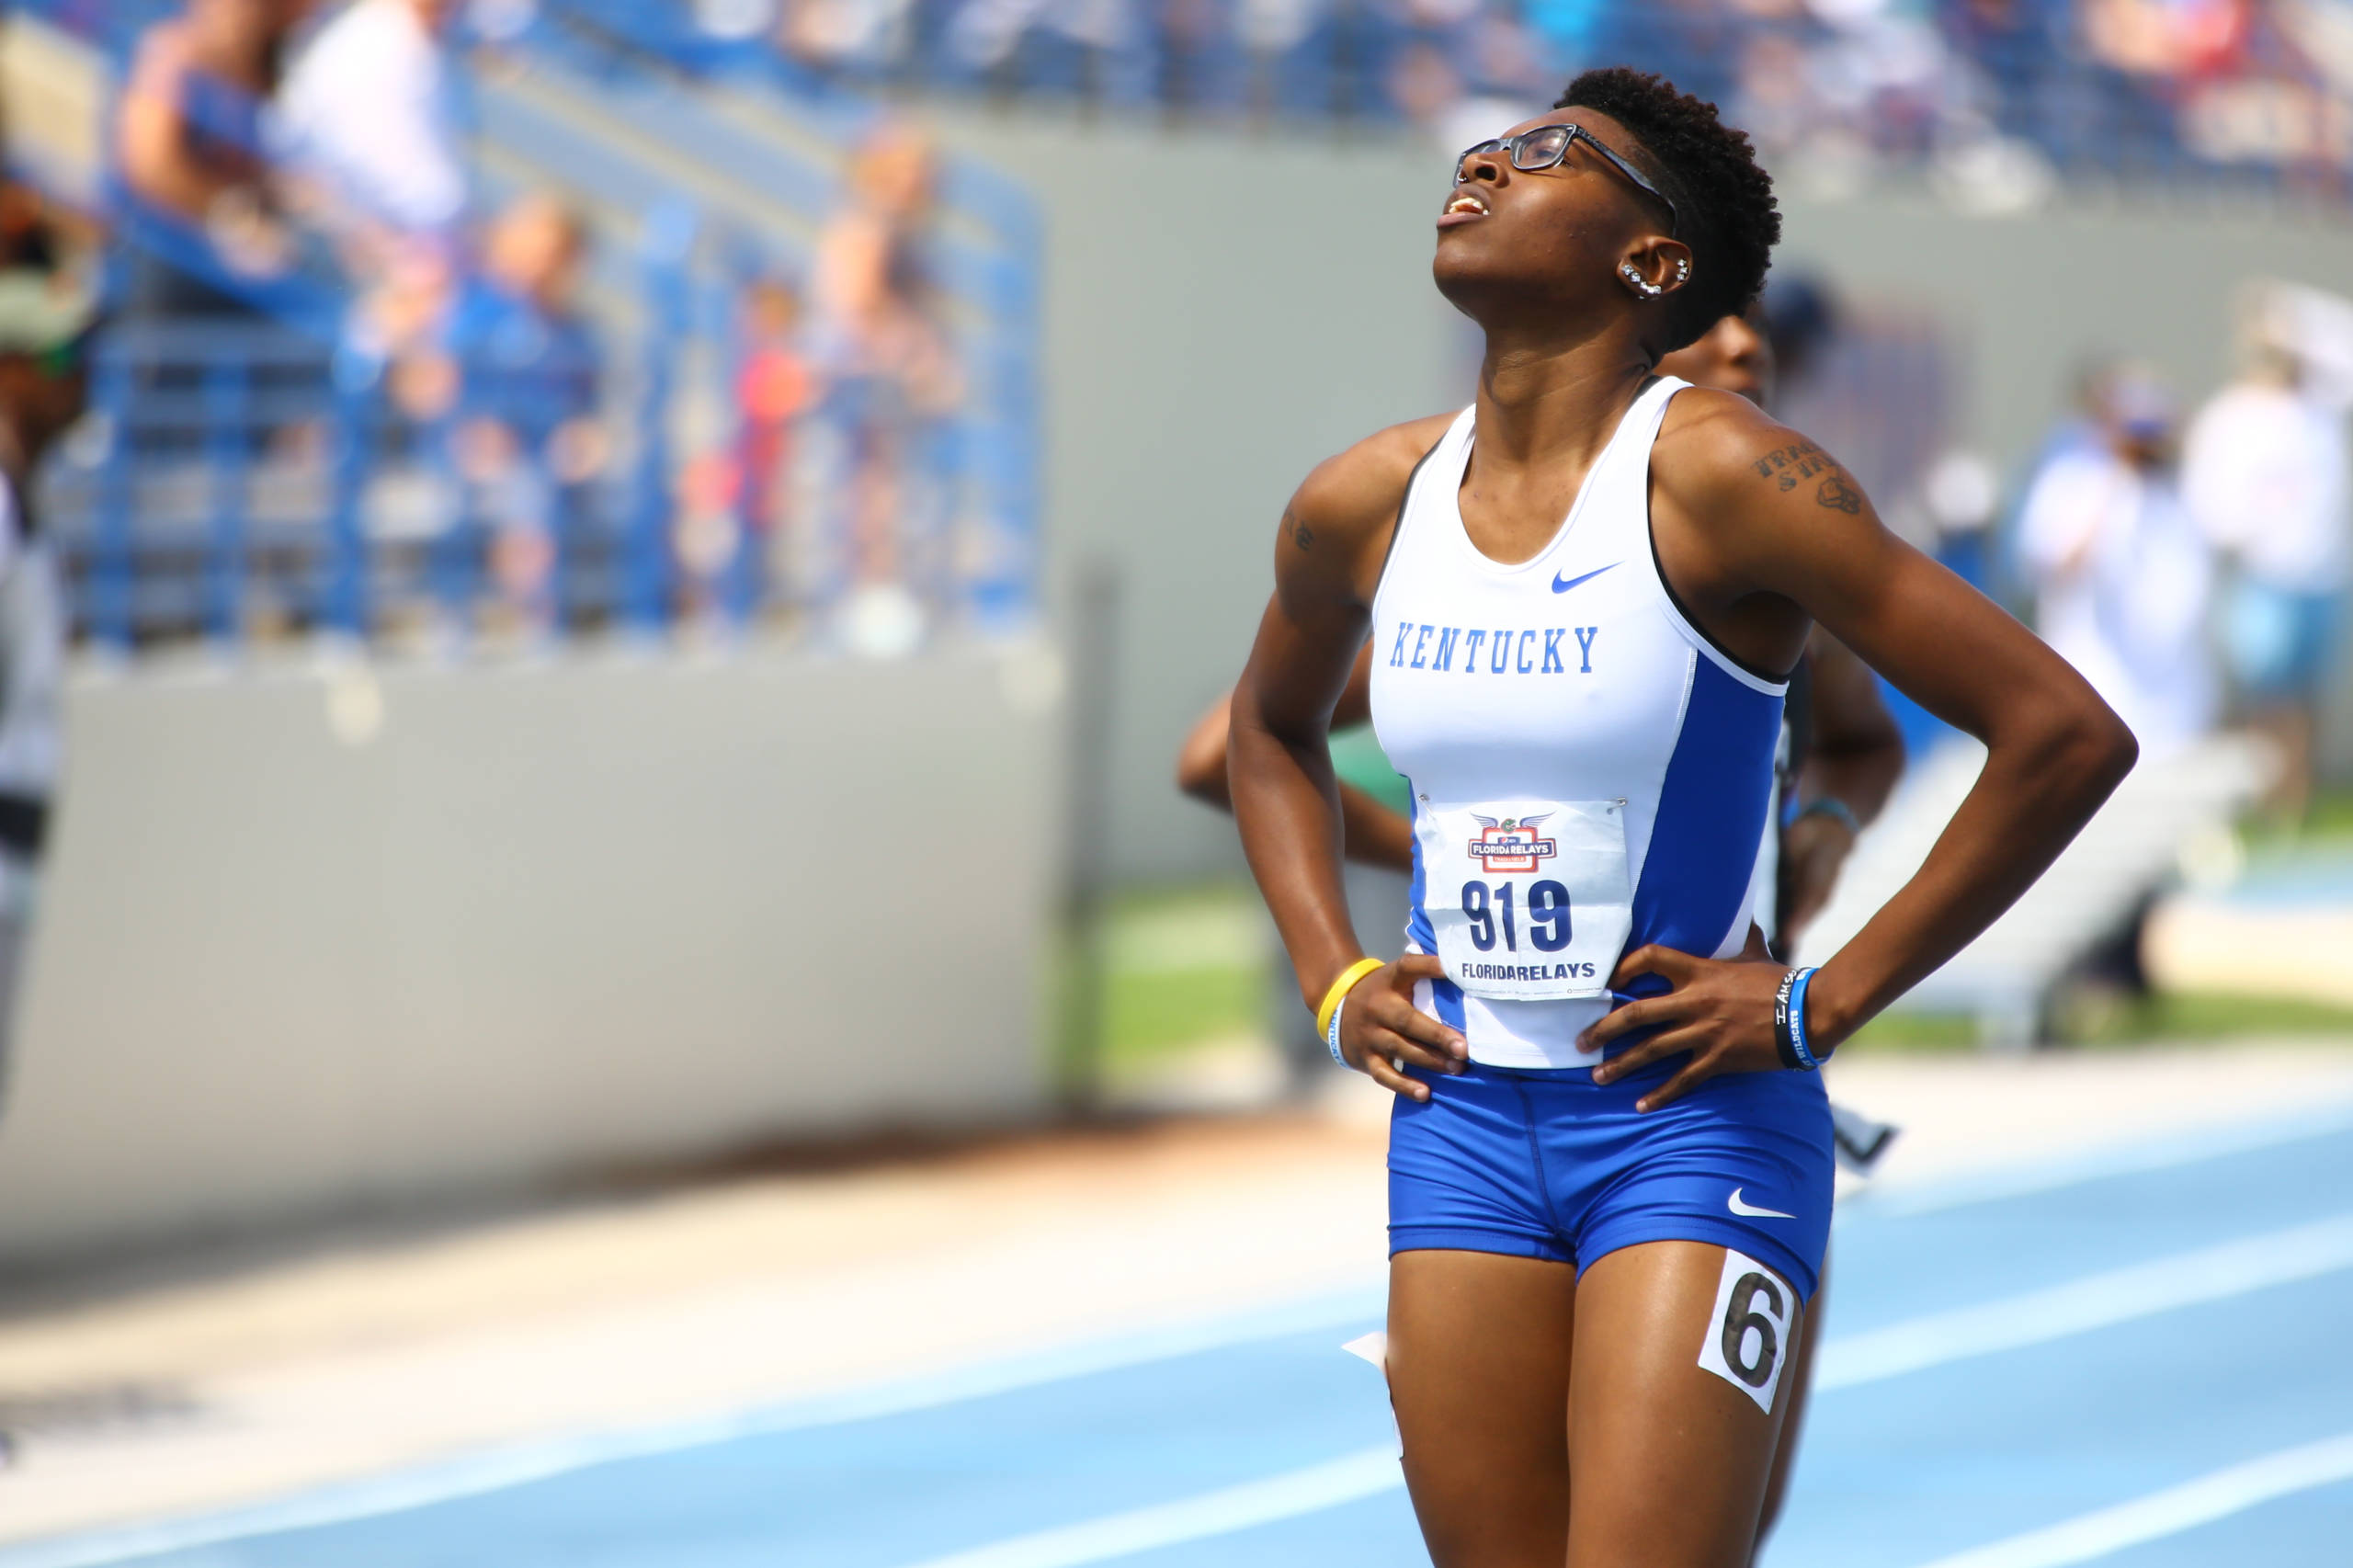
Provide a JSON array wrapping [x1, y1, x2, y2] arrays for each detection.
[[1326, 993, 1348, 1065], [1788, 966, 1822, 1070]]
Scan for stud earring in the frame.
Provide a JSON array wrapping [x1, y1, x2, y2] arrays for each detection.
[[1620, 262, 1663, 300], [1672, 257, 1691, 284]]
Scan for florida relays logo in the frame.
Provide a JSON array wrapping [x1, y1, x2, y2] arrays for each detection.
[[1466, 813, 1557, 875]]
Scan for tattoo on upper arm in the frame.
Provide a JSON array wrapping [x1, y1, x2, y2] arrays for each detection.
[[1752, 440, 1862, 514], [1289, 508, 1314, 551]]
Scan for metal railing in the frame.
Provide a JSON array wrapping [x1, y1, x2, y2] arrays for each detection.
[[19, 0, 1046, 654]]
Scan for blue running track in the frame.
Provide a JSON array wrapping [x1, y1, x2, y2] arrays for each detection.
[[9, 1106, 2353, 1568]]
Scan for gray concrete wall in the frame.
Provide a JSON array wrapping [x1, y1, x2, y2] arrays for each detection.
[[0, 647, 1064, 1266], [935, 110, 1468, 887], [931, 106, 2353, 878]]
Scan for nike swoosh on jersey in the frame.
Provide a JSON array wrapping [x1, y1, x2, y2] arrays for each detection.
[[1550, 561, 1620, 594], [1728, 1187, 1796, 1220]]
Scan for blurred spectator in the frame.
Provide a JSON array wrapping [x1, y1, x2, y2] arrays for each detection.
[[2018, 364, 2216, 757], [278, 0, 469, 266], [2081, 0, 2249, 81], [775, 0, 913, 74], [734, 277, 818, 612], [0, 209, 94, 1112], [439, 194, 604, 635], [813, 122, 959, 649], [113, 0, 309, 317], [2182, 283, 2353, 822]]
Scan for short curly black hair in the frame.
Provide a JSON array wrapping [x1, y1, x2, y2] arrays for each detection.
[[1555, 67, 1779, 353]]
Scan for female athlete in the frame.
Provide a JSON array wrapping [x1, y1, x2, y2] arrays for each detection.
[[1224, 67, 2135, 1567], [1182, 303, 1903, 1559]]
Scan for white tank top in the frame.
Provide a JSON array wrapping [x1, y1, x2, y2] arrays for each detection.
[[1369, 377, 1789, 1071]]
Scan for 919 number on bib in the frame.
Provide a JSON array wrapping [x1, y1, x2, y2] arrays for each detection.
[[1459, 880, 1572, 953]]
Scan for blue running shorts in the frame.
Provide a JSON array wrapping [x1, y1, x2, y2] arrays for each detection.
[[1389, 1055, 1835, 1300]]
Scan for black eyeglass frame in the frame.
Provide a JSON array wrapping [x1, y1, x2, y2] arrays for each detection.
[[1453, 124, 1680, 236]]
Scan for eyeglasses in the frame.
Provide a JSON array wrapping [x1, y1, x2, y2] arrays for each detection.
[[1454, 124, 1679, 235]]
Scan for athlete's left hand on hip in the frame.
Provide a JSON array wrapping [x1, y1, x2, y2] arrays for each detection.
[[1577, 932, 1788, 1112]]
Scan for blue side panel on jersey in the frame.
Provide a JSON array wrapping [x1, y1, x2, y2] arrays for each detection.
[[1626, 655, 1782, 994], [1404, 790, 1465, 1029]]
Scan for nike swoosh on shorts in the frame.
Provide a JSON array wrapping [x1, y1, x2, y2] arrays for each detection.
[[1550, 562, 1620, 594], [1727, 1187, 1796, 1220]]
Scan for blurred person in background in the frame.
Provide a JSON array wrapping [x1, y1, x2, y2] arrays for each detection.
[[438, 193, 605, 637], [2018, 363, 2216, 759], [114, 0, 311, 317], [277, 0, 469, 270], [733, 275, 819, 617], [813, 121, 960, 653], [0, 210, 91, 1113], [2182, 287, 2353, 823]]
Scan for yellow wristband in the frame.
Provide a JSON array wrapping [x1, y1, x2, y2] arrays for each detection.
[[1314, 957, 1388, 1044]]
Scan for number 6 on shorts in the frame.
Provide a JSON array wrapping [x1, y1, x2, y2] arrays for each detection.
[[1697, 1248, 1794, 1415]]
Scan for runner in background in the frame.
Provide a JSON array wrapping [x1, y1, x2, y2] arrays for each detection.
[[1177, 301, 1906, 1560]]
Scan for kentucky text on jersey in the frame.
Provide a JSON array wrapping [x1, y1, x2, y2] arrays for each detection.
[[1388, 621, 1602, 675], [1370, 379, 1790, 1069]]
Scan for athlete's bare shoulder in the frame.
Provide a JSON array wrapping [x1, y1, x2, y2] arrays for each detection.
[[1277, 413, 1456, 608], [1651, 386, 1868, 531]]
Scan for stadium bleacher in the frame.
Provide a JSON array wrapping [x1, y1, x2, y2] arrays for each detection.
[[8, 0, 1041, 653]]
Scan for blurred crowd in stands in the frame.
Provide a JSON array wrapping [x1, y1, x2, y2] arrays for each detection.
[[2012, 280, 2353, 822], [1784, 265, 2353, 826], [634, 0, 2353, 196], [43, 0, 972, 649], [9, 0, 2353, 668]]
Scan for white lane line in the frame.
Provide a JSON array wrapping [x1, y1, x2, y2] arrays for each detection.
[[888, 1447, 1401, 1568], [1817, 1210, 2353, 1390], [1907, 1430, 2353, 1568], [1843, 1099, 2353, 1222]]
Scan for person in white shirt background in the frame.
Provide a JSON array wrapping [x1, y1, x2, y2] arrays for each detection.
[[277, 0, 469, 259], [0, 210, 94, 1116], [2182, 283, 2353, 824], [2017, 364, 2216, 762]]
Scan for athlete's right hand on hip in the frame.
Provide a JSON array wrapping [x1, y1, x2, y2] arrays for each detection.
[[1337, 953, 1470, 1102], [1579, 937, 1790, 1112]]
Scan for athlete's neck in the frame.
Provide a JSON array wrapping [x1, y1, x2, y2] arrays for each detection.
[[1471, 325, 1654, 475]]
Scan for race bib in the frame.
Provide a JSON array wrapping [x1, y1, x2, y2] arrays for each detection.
[[1415, 799, 1631, 1001]]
